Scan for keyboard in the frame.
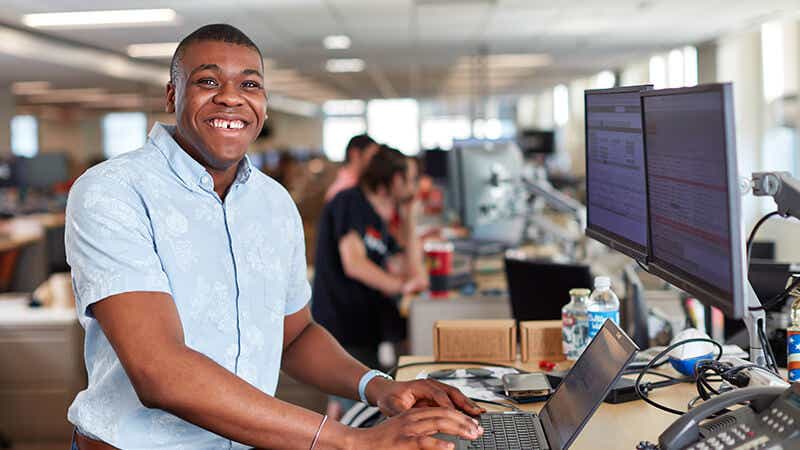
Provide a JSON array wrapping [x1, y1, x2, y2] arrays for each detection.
[[467, 413, 543, 450]]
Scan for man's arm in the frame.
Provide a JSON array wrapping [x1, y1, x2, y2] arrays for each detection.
[[91, 291, 353, 450], [93, 292, 481, 449], [339, 230, 408, 296], [398, 199, 428, 289], [281, 306, 485, 416]]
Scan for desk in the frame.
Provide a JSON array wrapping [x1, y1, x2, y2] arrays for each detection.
[[397, 356, 697, 449], [0, 213, 65, 292]]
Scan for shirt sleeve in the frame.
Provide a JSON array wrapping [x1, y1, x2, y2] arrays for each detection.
[[332, 195, 364, 243], [65, 172, 171, 319], [285, 201, 311, 315]]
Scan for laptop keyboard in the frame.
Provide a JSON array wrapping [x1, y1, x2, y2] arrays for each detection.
[[466, 414, 542, 449]]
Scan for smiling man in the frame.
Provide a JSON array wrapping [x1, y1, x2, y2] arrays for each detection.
[[66, 24, 483, 450]]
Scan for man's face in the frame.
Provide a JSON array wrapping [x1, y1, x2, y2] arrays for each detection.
[[391, 159, 419, 204], [166, 40, 266, 171]]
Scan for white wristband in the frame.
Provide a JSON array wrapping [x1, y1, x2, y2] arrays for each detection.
[[358, 369, 393, 405]]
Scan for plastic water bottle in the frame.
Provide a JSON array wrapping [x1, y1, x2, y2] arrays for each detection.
[[587, 276, 620, 340], [562, 288, 590, 360]]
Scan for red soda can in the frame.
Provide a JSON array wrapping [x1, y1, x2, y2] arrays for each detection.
[[425, 241, 453, 298]]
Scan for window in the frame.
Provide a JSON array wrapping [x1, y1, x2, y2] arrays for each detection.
[[103, 112, 147, 158], [553, 84, 569, 127], [10, 115, 38, 157], [367, 99, 419, 155], [762, 21, 784, 103], [323, 116, 366, 162], [593, 70, 616, 89], [420, 117, 470, 150], [649, 55, 667, 89]]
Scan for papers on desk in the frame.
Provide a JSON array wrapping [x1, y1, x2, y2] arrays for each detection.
[[415, 367, 519, 402]]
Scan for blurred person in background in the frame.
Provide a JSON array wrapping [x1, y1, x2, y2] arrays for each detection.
[[324, 133, 379, 202], [312, 145, 429, 418]]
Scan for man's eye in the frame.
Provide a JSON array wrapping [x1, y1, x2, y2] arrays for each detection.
[[197, 78, 218, 86], [242, 81, 261, 89]]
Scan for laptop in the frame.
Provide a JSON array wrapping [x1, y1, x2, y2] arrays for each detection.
[[504, 258, 593, 322], [436, 319, 638, 449]]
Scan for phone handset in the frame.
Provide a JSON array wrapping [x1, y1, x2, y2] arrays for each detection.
[[658, 386, 785, 450]]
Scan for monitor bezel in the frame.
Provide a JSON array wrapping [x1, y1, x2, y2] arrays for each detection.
[[641, 83, 746, 319], [584, 85, 653, 263]]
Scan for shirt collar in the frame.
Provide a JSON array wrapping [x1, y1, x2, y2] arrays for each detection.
[[149, 122, 253, 190]]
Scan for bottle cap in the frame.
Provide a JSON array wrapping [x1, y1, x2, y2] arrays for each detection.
[[569, 288, 591, 297], [594, 276, 611, 289]]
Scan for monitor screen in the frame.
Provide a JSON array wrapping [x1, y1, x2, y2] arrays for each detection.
[[518, 129, 555, 156], [584, 86, 651, 261], [451, 140, 527, 244], [15, 153, 69, 189], [540, 320, 638, 450], [643, 84, 745, 318]]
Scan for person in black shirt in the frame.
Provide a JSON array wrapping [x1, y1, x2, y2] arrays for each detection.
[[312, 146, 428, 416]]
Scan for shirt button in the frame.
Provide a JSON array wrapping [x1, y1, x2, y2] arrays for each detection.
[[201, 175, 211, 187]]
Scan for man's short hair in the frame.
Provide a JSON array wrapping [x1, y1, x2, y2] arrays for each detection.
[[344, 134, 377, 163], [170, 24, 263, 83], [360, 145, 408, 193]]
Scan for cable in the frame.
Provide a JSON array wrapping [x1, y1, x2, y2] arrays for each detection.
[[387, 360, 528, 378], [757, 324, 779, 374], [750, 275, 800, 311], [635, 259, 650, 273], [746, 211, 780, 267], [635, 338, 723, 416]]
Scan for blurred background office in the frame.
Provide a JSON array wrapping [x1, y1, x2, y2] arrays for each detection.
[[2, 1, 800, 449]]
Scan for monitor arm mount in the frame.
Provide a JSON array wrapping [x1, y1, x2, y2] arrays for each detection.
[[745, 171, 800, 367]]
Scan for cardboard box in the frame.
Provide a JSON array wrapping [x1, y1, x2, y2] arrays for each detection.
[[433, 320, 516, 362], [520, 320, 565, 363]]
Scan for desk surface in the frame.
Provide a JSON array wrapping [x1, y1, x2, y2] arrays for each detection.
[[397, 356, 696, 450], [0, 212, 64, 252]]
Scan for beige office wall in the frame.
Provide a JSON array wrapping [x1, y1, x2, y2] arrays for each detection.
[[716, 30, 765, 227], [261, 110, 323, 150], [38, 111, 103, 167]]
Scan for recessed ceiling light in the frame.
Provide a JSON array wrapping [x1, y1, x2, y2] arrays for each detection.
[[127, 42, 179, 58], [323, 35, 351, 50], [22, 9, 177, 29], [11, 81, 51, 95], [326, 58, 364, 73]]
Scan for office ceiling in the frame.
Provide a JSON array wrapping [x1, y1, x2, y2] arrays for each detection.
[[0, 0, 798, 105]]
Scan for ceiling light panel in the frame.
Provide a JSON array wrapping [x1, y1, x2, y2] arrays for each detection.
[[22, 9, 178, 29], [127, 42, 179, 58], [323, 35, 351, 50], [326, 58, 365, 73]]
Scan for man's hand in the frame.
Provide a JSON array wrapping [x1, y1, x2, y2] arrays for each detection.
[[402, 274, 430, 295], [350, 407, 483, 450], [367, 378, 485, 417]]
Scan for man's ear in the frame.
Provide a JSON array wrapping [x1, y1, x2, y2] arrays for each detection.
[[165, 82, 176, 113]]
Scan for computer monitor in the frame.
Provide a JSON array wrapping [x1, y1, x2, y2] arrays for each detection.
[[423, 148, 448, 180], [0, 157, 16, 188], [15, 153, 69, 190], [450, 139, 527, 244], [642, 83, 746, 319], [517, 129, 555, 156], [584, 85, 652, 262], [504, 257, 593, 322]]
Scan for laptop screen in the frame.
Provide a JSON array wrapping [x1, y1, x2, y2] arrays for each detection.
[[539, 320, 638, 449]]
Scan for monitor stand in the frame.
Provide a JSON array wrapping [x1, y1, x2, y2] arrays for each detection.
[[743, 281, 768, 367]]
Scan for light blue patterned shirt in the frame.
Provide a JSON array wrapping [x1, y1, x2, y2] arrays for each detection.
[[65, 123, 310, 449]]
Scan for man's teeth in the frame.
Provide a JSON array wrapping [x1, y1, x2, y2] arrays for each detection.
[[210, 119, 245, 129]]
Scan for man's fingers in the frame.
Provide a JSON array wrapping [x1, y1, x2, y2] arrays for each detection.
[[432, 381, 485, 414], [416, 435, 455, 450], [405, 415, 483, 440]]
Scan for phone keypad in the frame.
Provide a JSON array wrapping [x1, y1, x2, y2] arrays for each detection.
[[686, 424, 770, 450]]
